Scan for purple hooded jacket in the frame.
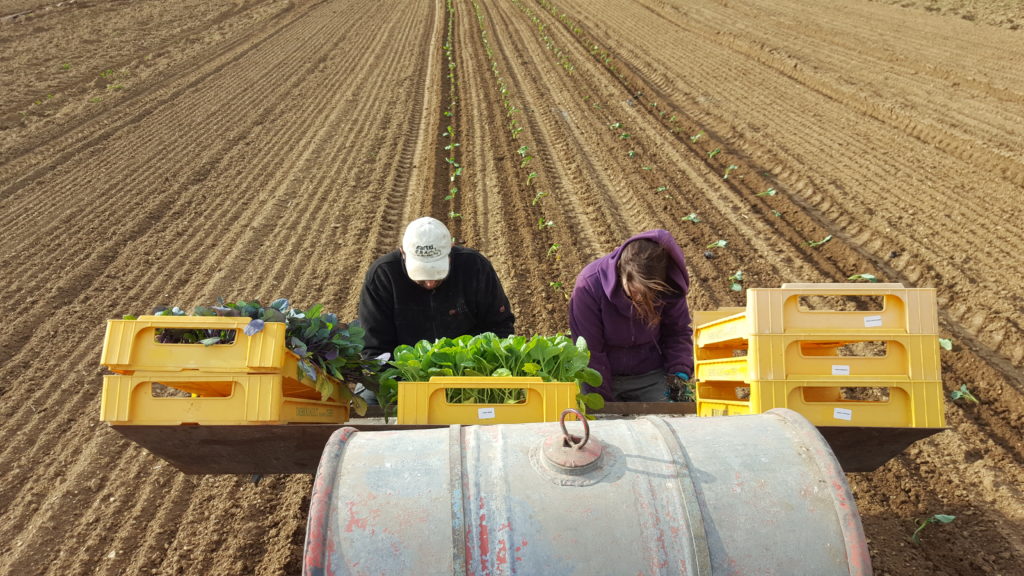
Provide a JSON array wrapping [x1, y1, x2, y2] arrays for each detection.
[[568, 229, 693, 400]]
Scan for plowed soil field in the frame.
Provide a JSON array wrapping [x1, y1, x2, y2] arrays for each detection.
[[2, 0, 1023, 574]]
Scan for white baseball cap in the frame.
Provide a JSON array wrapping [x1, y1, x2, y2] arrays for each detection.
[[402, 217, 452, 281]]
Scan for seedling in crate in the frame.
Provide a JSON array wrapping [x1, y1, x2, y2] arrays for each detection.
[[728, 270, 744, 292], [807, 235, 832, 248], [681, 213, 701, 223], [910, 514, 956, 545], [950, 384, 979, 405]]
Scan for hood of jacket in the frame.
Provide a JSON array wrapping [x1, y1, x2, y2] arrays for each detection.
[[594, 229, 690, 311]]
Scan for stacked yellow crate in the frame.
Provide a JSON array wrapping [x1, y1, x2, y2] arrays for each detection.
[[693, 283, 945, 428], [99, 316, 349, 425]]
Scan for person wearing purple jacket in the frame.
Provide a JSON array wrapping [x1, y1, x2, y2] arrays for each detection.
[[569, 229, 694, 402]]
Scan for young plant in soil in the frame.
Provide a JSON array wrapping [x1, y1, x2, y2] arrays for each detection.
[[847, 273, 878, 282], [728, 270, 744, 292], [807, 234, 832, 248], [950, 384, 979, 405], [911, 514, 956, 545]]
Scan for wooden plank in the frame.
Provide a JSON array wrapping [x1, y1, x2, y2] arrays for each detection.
[[111, 408, 940, 475], [817, 426, 943, 473]]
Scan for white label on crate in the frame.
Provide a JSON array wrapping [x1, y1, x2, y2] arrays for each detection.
[[478, 407, 496, 420], [834, 408, 853, 421], [832, 365, 851, 376], [864, 315, 883, 328]]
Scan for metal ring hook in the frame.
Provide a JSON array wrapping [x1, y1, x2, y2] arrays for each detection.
[[559, 408, 589, 449]]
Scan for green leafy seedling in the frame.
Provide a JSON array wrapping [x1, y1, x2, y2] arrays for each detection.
[[807, 235, 832, 248], [708, 148, 721, 159], [681, 213, 701, 223], [537, 218, 554, 230], [627, 150, 636, 158], [757, 188, 777, 197], [619, 132, 631, 140], [848, 273, 878, 282], [771, 210, 782, 217], [723, 165, 739, 179], [444, 187, 458, 201], [938, 338, 953, 351], [547, 243, 560, 258], [728, 270, 744, 292], [911, 514, 956, 545], [448, 211, 461, 220], [656, 186, 668, 193], [707, 239, 728, 250], [950, 384, 978, 405], [549, 281, 569, 300], [609, 122, 622, 129], [690, 131, 704, 143]]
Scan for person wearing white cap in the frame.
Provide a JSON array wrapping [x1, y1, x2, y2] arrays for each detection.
[[356, 217, 515, 400]]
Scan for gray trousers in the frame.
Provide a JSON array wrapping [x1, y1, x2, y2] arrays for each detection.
[[612, 369, 668, 402]]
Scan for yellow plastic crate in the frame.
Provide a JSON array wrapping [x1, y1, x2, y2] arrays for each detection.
[[100, 316, 288, 374], [101, 372, 349, 425], [697, 378, 945, 428], [396, 377, 579, 425], [696, 283, 938, 347], [695, 334, 942, 382]]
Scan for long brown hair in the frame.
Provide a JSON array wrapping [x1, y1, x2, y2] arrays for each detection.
[[618, 239, 674, 327]]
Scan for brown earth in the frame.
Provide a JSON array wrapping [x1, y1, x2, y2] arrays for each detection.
[[2, 0, 1023, 574]]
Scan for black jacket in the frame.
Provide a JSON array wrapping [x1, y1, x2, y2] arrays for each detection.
[[357, 246, 515, 359]]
